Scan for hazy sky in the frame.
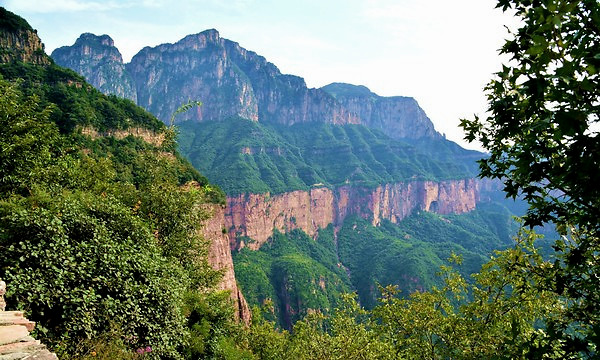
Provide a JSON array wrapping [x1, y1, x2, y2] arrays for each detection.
[[2, 0, 518, 150]]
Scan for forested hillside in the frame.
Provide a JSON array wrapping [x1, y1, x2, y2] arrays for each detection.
[[0, 8, 246, 359]]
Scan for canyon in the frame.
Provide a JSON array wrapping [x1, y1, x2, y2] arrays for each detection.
[[50, 28, 502, 326]]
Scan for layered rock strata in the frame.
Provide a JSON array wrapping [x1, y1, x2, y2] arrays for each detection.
[[225, 179, 479, 250]]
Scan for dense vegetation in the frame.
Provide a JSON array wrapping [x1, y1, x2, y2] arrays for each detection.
[[233, 198, 520, 329], [461, 0, 600, 354], [0, 14, 237, 358], [2, 0, 599, 357], [178, 117, 479, 195], [234, 227, 351, 329]]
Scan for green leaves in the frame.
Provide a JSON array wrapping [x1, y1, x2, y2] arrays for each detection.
[[460, 0, 600, 356], [0, 58, 225, 358]]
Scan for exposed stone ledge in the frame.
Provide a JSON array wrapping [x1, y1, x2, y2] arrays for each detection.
[[0, 280, 58, 360], [79, 126, 165, 147]]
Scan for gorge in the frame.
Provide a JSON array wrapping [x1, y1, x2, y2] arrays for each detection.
[[51, 29, 513, 327]]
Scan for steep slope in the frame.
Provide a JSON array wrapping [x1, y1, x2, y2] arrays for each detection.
[[52, 33, 137, 101], [322, 82, 440, 139], [0, 10, 250, 356], [0, 8, 48, 65]]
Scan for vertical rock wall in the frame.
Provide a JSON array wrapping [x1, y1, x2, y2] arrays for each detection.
[[225, 178, 480, 251], [201, 205, 251, 324]]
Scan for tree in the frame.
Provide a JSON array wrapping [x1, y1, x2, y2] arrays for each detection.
[[461, 0, 600, 355]]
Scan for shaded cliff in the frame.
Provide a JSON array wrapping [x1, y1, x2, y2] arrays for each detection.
[[321, 82, 440, 140], [52, 33, 137, 102], [226, 178, 479, 250], [222, 39, 358, 126]]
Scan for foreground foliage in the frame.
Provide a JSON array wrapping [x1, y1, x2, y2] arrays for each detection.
[[0, 67, 233, 358], [461, 0, 600, 355]]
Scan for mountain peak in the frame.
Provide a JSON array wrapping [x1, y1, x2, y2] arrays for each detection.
[[51, 31, 136, 102], [174, 28, 222, 50], [76, 32, 115, 47]]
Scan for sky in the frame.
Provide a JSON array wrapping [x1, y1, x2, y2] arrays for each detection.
[[2, 0, 519, 151]]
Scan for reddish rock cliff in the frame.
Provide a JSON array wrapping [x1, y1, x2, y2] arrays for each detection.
[[201, 205, 251, 324], [225, 179, 479, 250]]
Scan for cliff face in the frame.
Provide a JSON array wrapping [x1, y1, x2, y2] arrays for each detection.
[[201, 205, 251, 324], [321, 83, 440, 139], [222, 40, 359, 126], [0, 10, 49, 66], [124, 30, 358, 126], [225, 178, 479, 250], [127, 30, 260, 124], [52, 33, 137, 102]]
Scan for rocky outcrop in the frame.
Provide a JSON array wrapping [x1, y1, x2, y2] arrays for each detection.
[[225, 179, 479, 250], [79, 126, 165, 147], [0, 280, 58, 360], [0, 8, 49, 65], [202, 205, 251, 324], [321, 83, 440, 139], [52, 33, 137, 102], [226, 188, 335, 250]]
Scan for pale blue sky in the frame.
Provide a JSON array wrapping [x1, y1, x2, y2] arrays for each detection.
[[1, 0, 518, 150]]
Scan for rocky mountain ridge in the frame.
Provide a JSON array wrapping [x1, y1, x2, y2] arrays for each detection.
[[52, 30, 439, 140], [52, 33, 137, 101]]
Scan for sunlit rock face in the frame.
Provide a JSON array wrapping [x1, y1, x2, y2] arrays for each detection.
[[52, 33, 137, 102], [225, 179, 479, 251]]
